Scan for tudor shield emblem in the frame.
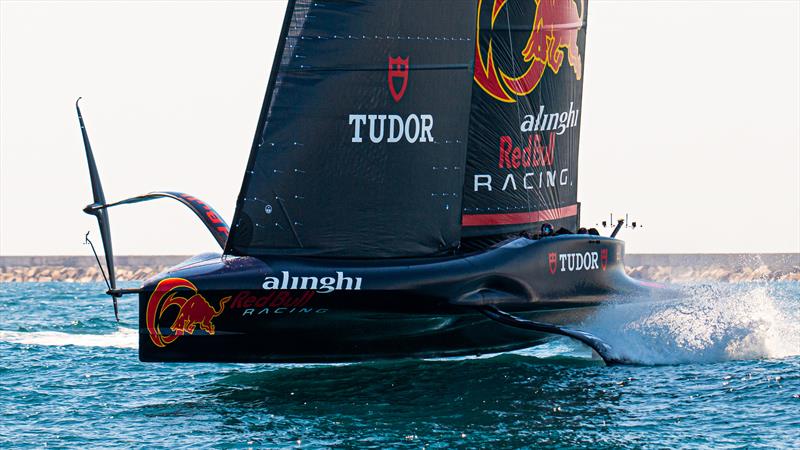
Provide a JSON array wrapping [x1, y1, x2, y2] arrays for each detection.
[[388, 56, 409, 102], [600, 249, 608, 270], [548, 252, 558, 275]]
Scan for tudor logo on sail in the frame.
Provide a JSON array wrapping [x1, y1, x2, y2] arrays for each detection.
[[262, 271, 363, 294], [348, 54, 435, 144], [388, 55, 409, 102], [349, 114, 434, 144]]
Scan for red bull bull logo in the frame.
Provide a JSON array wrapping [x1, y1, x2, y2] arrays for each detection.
[[475, 0, 585, 102], [145, 278, 230, 347]]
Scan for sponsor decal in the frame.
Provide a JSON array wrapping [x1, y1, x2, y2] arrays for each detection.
[[473, 101, 580, 193], [498, 132, 555, 169], [518, 102, 580, 136], [179, 193, 229, 237], [348, 54, 434, 144], [548, 252, 558, 274], [262, 271, 362, 294], [348, 114, 434, 144], [473, 169, 570, 192], [145, 278, 230, 347], [388, 55, 409, 102], [474, 0, 585, 103], [548, 251, 608, 274], [229, 290, 328, 317]]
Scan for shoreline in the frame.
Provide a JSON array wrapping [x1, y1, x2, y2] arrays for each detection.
[[1, 254, 798, 284]]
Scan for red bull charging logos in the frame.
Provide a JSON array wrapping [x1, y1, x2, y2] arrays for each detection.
[[145, 278, 230, 347], [475, 0, 585, 102]]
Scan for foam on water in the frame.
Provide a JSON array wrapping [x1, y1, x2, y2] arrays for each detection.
[[0, 327, 138, 349], [583, 283, 800, 365]]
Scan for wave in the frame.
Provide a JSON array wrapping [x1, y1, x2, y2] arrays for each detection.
[[0, 327, 138, 349], [583, 283, 800, 365]]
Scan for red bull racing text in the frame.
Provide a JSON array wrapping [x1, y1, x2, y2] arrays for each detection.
[[229, 290, 329, 316], [547, 250, 608, 275]]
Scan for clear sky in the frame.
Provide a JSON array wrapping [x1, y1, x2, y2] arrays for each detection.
[[1, 0, 798, 255]]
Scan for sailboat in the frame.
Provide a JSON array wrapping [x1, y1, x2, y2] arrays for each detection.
[[79, 0, 668, 364]]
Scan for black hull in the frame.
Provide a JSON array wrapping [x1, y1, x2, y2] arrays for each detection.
[[138, 235, 664, 363], [141, 307, 595, 363]]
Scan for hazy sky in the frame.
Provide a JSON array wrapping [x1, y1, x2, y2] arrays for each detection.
[[1, 0, 798, 255]]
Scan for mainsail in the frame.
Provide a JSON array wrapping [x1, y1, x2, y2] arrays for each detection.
[[226, 0, 588, 258], [463, 0, 587, 237], [226, 0, 477, 257]]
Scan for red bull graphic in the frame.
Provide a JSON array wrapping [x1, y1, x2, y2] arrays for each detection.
[[388, 55, 409, 102], [475, 0, 585, 102], [145, 278, 230, 347], [463, 0, 587, 232]]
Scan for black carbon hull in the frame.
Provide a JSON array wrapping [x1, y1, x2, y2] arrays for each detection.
[[138, 235, 665, 363]]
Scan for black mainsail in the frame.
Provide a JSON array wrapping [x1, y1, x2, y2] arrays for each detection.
[[226, 0, 587, 258], [226, 0, 477, 257]]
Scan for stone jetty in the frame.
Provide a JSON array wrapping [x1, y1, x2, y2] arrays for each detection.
[[0, 255, 188, 283]]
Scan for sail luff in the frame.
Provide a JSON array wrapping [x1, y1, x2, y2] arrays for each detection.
[[226, 0, 299, 256]]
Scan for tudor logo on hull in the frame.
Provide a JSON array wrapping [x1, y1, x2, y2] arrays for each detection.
[[349, 55, 436, 144], [548, 250, 608, 274]]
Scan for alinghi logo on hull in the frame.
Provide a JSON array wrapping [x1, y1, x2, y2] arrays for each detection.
[[262, 271, 363, 294]]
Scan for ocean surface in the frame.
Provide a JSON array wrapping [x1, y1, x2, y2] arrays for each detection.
[[1, 281, 798, 448]]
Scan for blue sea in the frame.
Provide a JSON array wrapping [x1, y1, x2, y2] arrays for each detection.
[[1, 281, 798, 448]]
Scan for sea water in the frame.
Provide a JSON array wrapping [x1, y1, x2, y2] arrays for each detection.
[[1, 282, 798, 448]]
